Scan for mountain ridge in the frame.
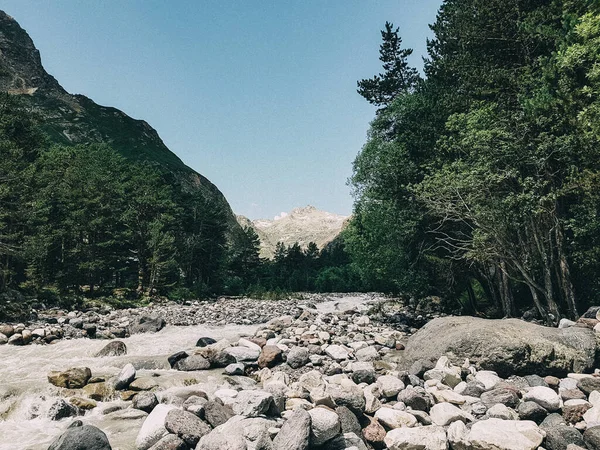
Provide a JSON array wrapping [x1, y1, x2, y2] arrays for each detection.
[[0, 10, 242, 237], [238, 205, 349, 258]]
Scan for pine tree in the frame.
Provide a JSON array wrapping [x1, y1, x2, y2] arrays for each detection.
[[357, 22, 420, 107]]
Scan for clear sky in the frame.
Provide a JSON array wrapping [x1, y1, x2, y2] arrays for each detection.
[[2, 1, 442, 219]]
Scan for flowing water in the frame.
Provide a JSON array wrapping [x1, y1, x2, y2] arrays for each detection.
[[0, 295, 378, 449]]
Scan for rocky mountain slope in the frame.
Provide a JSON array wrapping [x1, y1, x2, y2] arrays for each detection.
[[0, 10, 242, 237], [238, 206, 349, 258]]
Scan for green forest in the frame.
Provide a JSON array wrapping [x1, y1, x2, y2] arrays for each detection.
[[2, 0, 600, 325], [347, 0, 600, 323]]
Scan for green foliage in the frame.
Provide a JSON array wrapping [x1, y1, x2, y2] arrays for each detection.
[[349, 0, 599, 321], [357, 22, 420, 107]]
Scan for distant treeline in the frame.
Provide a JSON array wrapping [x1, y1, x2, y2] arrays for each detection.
[[345, 0, 600, 322]]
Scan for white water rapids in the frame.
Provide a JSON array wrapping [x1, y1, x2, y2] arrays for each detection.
[[0, 295, 378, 449]]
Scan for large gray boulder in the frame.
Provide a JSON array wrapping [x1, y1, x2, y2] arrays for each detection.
[[402, 316, 599, 377], [48, 423, 112, 450], [129, 316, 165, 334]]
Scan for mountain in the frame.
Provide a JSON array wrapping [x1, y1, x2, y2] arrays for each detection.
[[238, 206, 349, 258], [0, 11, 242, 237]]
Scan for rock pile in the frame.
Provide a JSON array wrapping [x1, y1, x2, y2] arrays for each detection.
[[44, 304, 600, 449], [0, 293, 392, 347]]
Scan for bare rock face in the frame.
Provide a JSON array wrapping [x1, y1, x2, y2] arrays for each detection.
[[401, 316, 599, 377]]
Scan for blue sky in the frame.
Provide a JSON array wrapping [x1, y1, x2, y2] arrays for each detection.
[[3, 1, 442, 219]]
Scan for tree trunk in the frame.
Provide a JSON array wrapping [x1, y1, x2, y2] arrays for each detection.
[[555, 224, 578, 319]]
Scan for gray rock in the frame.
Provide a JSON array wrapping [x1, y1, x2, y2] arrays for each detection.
[[196, 337, 217, 347], [204, 400, 235, 427], [287, 347, 310, 369], [129, 316, 165, 334], [164, 409, 211, 447], [384, 426, 447, 450], [135, 404, 176, 450], [48, 399, 79, 420], [95, 341, 127, 357], [544, 425, 585, 450], [48, 423, 111, 450], [518, 401, 548, 423], [225, 363, 245, 375], [226, 346, 260, 362], [584, 426, 600, 450], [147, 434, 186, 450], [577, 377, 600, 395], [524, 374, 549, 387], [272, 408, 311, 450], [133, 392, 158, 414], [167, 351, 188, 368], [402, 316, 599, 377], [114, 363, 136, 390], [231, 390, 274, 417], [335, 406, 361, 437], [541, 413, 567, 429], [173, 355, 210, 371], [480, 387, 519, 408], [398, 387, 430, 411], [326, 382, 366, 415], [309, 407, 341, 446], [352, 369, 376, 385], [326, 432, 368, 450]]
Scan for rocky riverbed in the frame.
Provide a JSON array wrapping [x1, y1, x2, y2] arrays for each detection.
[[4, 293, 600, 449]]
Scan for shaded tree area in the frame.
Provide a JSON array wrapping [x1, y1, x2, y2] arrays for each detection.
[[0, 94, 365, 306], [348, 0, 600, 322], [0, 94, 228, 303], [226, 236, 367, 297]]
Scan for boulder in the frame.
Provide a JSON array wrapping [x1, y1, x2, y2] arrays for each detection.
[[376, 375, 405, 398], [362, 416, 386, 446], [402, 316, 599, 377], [204, 400, 235, 427], [196, 337, 217, 347], [231, 390, 274, 417], [374, 407, 418, 429], [309, 407, 341, 446], [544, 425, 585, 450], [167, 351, 188, 368], [522, 386, 561, 411], [272, 408, 311, 450], [518, 401, 548, 423], [133, 392, 158, 413], [114, 363, 136, 390], [173, 355, 210, 371], [468, 418, 545, 450], [584, 426, 600, 450], [225, 346, 260, 362], [384, 425, 447, 450], [164, 409, 211, 447], [197, 416, 274, 450], [95, 341, 127, 357], [325, 345, 350, 361], [147, 434, 187, 450], [129, 316, 165, 334], [135, 404, 176, 450], [287, 347, 310, 369], [258, 345, 284, 368], [224, 363, 245, 375], [430, 402, 472, 426], [48, 423, 112, 450], [48, 367, 92, 389], [48, 399, 79, 420]]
